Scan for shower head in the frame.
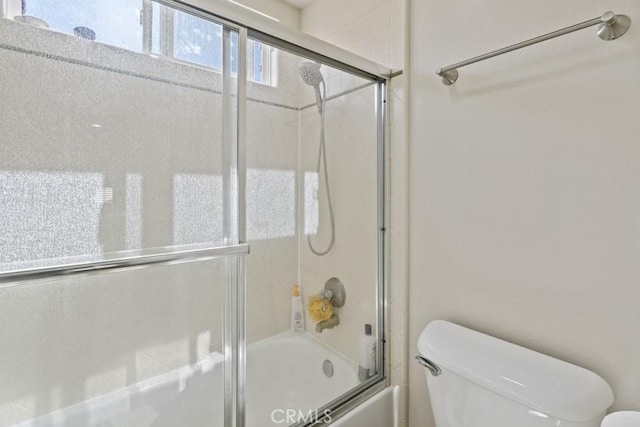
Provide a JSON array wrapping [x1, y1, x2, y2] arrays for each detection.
[[298, 62, 324, 87], [299, 62, 325, 115]]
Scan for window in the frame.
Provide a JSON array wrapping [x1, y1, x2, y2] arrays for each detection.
[[145, 1, 276, 85], [248, 39, 276, 86], [7, 0, 276, 85], [17, 0, 143, 51]]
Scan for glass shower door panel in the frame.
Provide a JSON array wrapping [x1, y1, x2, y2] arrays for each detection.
[[243, 42, 301, 427], [0, 257, 232, 426], [244, 36, 381, 426], [0, 2, 240, 426], [298, 65, 380, 422], [0, 2, 236, 272]]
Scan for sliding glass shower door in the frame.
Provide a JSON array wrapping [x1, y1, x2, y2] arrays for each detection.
[[0, 2, 242, 426], [243, 35, 385, 426], [0, 1, 387, 427]]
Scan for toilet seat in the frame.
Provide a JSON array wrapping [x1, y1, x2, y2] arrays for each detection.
[[601, 411, 640, 427]]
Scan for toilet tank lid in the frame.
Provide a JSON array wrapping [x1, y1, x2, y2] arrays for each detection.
[[417, 320, 614, 422]]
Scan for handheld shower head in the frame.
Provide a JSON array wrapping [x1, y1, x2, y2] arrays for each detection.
[[298, 62, 324, 87], [299, 62, 325, 114], [300, 61, 335, 256]]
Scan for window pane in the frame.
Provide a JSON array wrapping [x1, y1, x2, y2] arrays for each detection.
[[231, 32, 239, 74], [253, 41, 263, 82], [26, 0, 143, 52], [151, 1, 161, 54], [174, 10, 222, 69]]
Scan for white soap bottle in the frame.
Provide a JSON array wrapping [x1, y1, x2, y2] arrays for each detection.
[[291, 284, 304, 334], [358, 323, 376, 381]]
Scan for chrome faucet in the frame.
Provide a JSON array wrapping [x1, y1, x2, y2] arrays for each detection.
[[315, 314, 340, 333]]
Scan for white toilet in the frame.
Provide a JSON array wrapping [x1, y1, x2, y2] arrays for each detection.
[[417, 320, 615, 427], [602, 412, 640, 427]]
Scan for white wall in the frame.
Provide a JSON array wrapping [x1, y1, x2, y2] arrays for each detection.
[[203, 0, 301, 30], [301, 0, 403, 69], [409, 1, 640, 426], [387, 73, 409, 427]]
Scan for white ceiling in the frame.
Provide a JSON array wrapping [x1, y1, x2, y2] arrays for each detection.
[[279, 0, 314, 9]]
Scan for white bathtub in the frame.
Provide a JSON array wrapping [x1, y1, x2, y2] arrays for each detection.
[[331, 386, 397, 427], [16, 333, 361, 427]]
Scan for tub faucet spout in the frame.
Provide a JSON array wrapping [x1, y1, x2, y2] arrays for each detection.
[[315, 314, 340, 333]]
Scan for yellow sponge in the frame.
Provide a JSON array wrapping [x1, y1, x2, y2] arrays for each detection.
[[308, 294, 334, 323]]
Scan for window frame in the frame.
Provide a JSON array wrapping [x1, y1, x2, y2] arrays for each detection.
[[142, 0, 275, 85], [3, 0, 276, 86], [2, 0, 22, 19]]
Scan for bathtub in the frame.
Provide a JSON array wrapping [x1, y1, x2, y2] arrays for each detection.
[[16, 333, 364, 427]]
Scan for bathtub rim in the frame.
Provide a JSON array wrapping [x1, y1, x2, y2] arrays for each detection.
[[248, 330, 390, 427], [299, 380, 390, 427]]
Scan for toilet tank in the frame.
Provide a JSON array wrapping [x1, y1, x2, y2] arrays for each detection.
[[417, 321, 613, 427]]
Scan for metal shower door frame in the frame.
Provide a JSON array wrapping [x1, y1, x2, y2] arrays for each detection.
[[243, 27, 390, 427], [0, 0, 391, 424]]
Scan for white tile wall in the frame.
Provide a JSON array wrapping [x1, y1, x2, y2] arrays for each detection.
[[246, 62, 301, 343], [387, 74, 408, 427], [301, 1, 408, 426], [299, 78, 379, 364]]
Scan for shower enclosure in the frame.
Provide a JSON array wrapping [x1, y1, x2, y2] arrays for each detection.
[[0, 1, 388, 426]]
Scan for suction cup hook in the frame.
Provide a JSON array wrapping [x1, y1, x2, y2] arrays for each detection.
[[597, 11, 631, 41]]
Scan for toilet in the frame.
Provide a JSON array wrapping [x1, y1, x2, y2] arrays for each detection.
[[417, 320, 614, 427], [602, 412, 640, 427]]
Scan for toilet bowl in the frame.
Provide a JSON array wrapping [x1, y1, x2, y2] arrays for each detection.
[[417, 320, 614, 427], [601, 411, 640, 427]]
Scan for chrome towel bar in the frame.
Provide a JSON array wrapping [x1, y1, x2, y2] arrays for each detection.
[[436, 11, 631, 86]]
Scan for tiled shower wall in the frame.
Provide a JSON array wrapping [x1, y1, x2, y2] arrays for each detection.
[[298, 78, 379, 365], [245, 49, 301, 345], [301, 0, 408, 425]]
